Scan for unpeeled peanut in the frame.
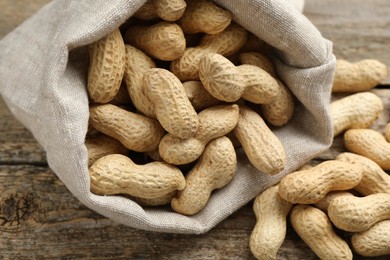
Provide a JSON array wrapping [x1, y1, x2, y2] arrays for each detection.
[[159, 104, 239, 165], [332, 59, 388, 93], [290, 205, 353, 260], [87, 28, 126, 103], [313, 191, 353, 213], [328, 193, 390, 232], [278, 160, 363, 204], [199, 53, 279, 103], [85, 134, 128, 167], [171, 136, 237, 215], [351, 220, 390, 257], [336, 152, 390, 195], [89, 154, 185, 199], [178, 0, 232, 35], [124, 21, 186, 61], [239, 52, 277, 78], [171, 23, 248, 81], [330, 92, 383, 136], [344, 129, 390, 170], [123, 45, 155, 117], [183, 81, 221, 111], [234, 106, 286, 175], [132, 191, 177, 207], [143, 68, 199, 139], [89, 104, 165, 152], [250, 185, 292, 260], [134, 0, 187, 22]]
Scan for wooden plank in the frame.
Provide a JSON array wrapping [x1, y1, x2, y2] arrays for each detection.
[[304, 0, 390, 84]]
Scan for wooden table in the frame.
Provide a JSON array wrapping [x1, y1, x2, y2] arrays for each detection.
[[1, 0, 389, 259]]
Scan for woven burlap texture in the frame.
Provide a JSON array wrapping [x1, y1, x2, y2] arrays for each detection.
[[0, 0, 335, 234]]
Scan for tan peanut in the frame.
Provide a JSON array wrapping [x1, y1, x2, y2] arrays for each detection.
[[278, 160, 363, 204], [344, 129, 390, 170], [170, 23, 248, 81], [234, 106, 286, 175], [183, 81, 221, 111], [328, 193, 390, 232], [89, 154, 185, 199], [332, 59, 388, 93], [134, 0, 187, 22], [330, 92, 383, 136], [89, 104, 165, 152], [178, 0, 232, 35], [199, 53, 279, 103], [123, 45, 155, 117], [239, 52, 277, 78], [385, 122, 390, 142], [290, 205, 353, 260], [109, 82, 132, 106], [87, 28, 126, 103], [124, 21, 186, 61], [171, 136, 237, 215], [85, 134, 128, 167], [250, 185, 293, 260], [143, 68, 199, 139], [336, 152, 390, 195], [132, 191, 177, 207], [159, 104, 239, 165], [313, 191, 353, 213], [351, 220, 390, 257]]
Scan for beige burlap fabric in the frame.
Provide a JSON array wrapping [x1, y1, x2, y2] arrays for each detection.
[[0, 0, 335, 234]]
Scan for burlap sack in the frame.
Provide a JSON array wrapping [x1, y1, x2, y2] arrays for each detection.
[[0, 0, 335, 234]]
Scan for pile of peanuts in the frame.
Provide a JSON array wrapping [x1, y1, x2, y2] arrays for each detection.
[[84, 0, 390, 258]]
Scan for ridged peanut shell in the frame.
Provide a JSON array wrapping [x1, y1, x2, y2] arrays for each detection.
[[290, 205, 353, 260], [87, 28, 125, 103], [279, 160, 363, 204], [234, 106, 285, 175], [89, 154, 185, 199], [143, 68, 198, 139], [239, 51, 277, 78], [250, 185, 293, 260], [171, 136, 237, 215], [332, 59, 388, 93], [199, 53, 245, 102], [132, 191, 177, 207], [183, 81, 221, 111], [328, 193, 390, 232], [155, 0, 187, 22], [344, 129, 390, 170], [336, 152, 390, 195], [330, 92, 383, 136], [89, 104, 165, 152], [313, 191, 353, 213], [351, 220, 390, 257], [133, 0, 159, 20], [124, 21, 186, 61], [159, 104, 239, 165], [123, 45, 155, 117], [178, 0, 232, 34]]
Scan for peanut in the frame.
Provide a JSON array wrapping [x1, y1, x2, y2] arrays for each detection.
[[234, 106, 286, 175], [328, 193, 390, 232], [124, 21, 186, 61], [143, 68, 199, 139], [170, 23, 248, 81], [183, 81, 221, 111], [123, 45, 155, 117], [278, 160, 363, 204], [87, 28, 126, 103], [239, 52, 277, 78], [89, 104, 165, 152], [89, 154, 185, 199], [177, 0, 232, 35], [159, 104, 239, 165], [250, 185, 293, 260], [344, 129, 390, 170], [290, 205, 353, 260], [109, 82, 132, 106], [330, 92, 383, 136], [171, 136, 237, 215], [134, 0, 186, 22], [85, 134, 128, 167], [336, 152, 390, 195], [332, 59, 388, 93], [199, 53, 279, 103], [132, 191, 177, 207], [385, 122, 390, 142], [313, 191, 353, 213], [351, 220, 390, 257]]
